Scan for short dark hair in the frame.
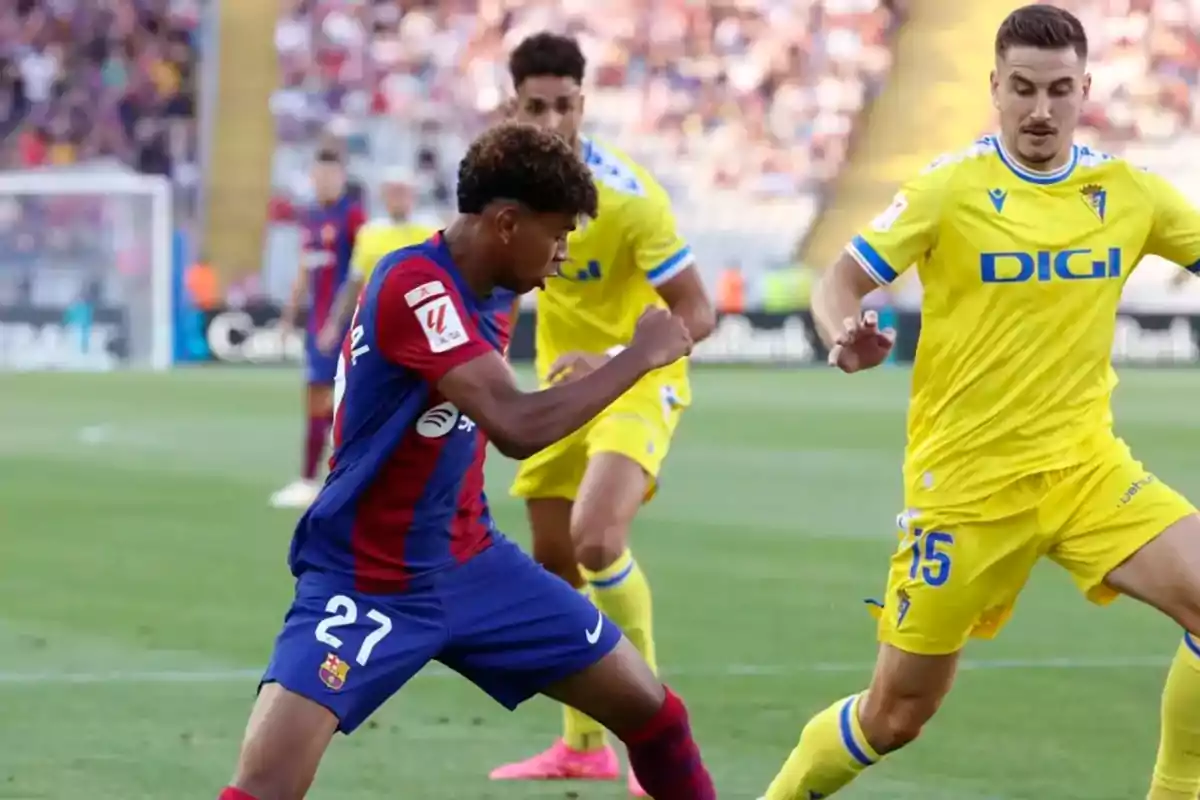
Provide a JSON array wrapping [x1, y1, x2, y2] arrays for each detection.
[[456, 122, 598, 218], [995, 4, 1088, 59], [315, 148, 343, 164], [509, 32, 586, 88]]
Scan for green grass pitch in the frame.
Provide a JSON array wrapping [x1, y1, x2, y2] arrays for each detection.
[[1, 365, 1196, 799]]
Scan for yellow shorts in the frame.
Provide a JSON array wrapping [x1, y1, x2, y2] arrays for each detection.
[[509, 378, 684, 503], [873, 439, 1196, 656]]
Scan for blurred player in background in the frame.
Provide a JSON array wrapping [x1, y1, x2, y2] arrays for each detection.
[[489, 33, 716, 796], [759, 6, 1200, 799], [271, 148, 365, 510], [218, 122, 716, 800], [318, 166, 439, 354]]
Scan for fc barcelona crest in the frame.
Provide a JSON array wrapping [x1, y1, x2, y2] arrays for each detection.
[[319, 652, 350, 691], [1080, 183, 1107, 222], [322, 224, 338, 245]]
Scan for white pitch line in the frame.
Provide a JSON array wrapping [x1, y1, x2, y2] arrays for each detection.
[[0, 654, 1173, 686]]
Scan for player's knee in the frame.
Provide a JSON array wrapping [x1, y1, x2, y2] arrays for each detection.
[[858, 689, 941, 753], [571, 501, 633, 572], [535, 546, 585, 587], [307, 386, 333, 416], [1170, 596, 1200, 637], [574, 535, 627, 573]]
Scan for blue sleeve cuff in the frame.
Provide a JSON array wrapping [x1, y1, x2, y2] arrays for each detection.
[[847, 236, 899, 285], [646, 246, 695, 286]]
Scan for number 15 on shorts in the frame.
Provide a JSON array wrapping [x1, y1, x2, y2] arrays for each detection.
[[908, 528, 954, 587]]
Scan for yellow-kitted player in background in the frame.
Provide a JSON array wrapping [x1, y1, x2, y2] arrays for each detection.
[[317, 167, 439, 353], [760, 6, 1200, 800], [487, 32, 716, 797]]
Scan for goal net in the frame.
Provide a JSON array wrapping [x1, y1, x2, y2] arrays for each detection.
[[0, 166, 174, 371]]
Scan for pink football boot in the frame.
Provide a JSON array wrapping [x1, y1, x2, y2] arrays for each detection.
[[488, 739, 620, 781], [628, 765, 648, 796]]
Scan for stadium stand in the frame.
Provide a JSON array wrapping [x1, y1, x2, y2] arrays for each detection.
[[0, 0, 202, 211], [264, 0, 902, 302], [0, 0, 202, 308]]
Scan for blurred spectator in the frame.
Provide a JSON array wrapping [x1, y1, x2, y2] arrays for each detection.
[[273, 0, 897, 199], [0, 0, 203, 319], [265, 0, 899, 299], [0, 0, 202, 210]]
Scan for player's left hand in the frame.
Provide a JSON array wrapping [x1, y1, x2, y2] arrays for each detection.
[[316, 323, 343, 355], [547, 351, 608, 384], [827, 310, 895, 373]]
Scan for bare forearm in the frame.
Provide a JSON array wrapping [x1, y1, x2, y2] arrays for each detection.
[[329, 277, 364, 331], [812, 272, 866, 349], [489, 351, 650, 459], [673, 299, 716, 343], [283, 273, 307, 324]]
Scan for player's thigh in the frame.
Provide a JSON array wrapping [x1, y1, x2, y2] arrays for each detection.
[[1049, 443, 1198, 620], [232, 682, 338, 800], [509, 426, 589, 502], [437, 538, 627, 714], [525, 497, 583, 587], [583, 384, 681, 506], [873, 510, 1041, 656], [1105, 514, 1200, 631], [571, 451, 649, 569], [261, 572, 444, 735], [541, 636, 666, 738]]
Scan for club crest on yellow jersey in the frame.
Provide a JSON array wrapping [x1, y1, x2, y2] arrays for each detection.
[[1080, 183, 1108, 222]]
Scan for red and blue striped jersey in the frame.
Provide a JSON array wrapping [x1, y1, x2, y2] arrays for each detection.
[[288, 236, 514, 593], [299, 193, 365, 335]]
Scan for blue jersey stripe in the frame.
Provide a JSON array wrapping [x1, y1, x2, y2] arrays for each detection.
[[646, 246, 694, 285], [848, 236, 898, 284]]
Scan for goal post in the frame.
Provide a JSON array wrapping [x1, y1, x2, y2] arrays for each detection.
[[0, 167, 175, 371]]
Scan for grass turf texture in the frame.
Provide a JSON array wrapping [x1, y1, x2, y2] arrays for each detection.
[[0, 366, 1193, 799]]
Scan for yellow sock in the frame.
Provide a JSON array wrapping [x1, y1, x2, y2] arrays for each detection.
[[1148, 635, 1200, 800], [764, 694, 880, 800], [562, 583, 608, 752], [581, 549, 657, 673]]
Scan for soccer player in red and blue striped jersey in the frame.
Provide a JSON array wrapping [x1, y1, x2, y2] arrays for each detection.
[[218, 123, 716, 800], [272, 149, 366, 509]]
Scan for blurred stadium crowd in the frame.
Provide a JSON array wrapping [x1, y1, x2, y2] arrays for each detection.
[[0, 0, 1199, 306], [265, 0, 902, 290], [0, 0, 202, 307]]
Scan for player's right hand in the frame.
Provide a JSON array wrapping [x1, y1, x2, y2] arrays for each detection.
[[629, 307, 693, 370], [827, 310, 895, 373]]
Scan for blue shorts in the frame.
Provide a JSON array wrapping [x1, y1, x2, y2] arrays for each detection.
[[305, 335, 339, 384], [261, 538, 623, 733]]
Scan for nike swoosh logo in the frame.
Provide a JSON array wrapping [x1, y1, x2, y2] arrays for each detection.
[[585, 612, 604, 645]]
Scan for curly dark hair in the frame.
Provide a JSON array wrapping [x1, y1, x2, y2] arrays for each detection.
[[509, 32, 586, 88], [457, 122, 598, 218], [996, 4, 1088, 59]]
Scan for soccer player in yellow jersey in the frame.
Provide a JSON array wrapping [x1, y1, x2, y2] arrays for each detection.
[[760, 6, 1200, 800], [488, 33, 716, 796], [317, 167, 438, 353]]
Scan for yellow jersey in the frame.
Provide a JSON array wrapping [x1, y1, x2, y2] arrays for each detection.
[[351, 218, 439, 282], [535, 137, 695, 403], [850, 135, 1200, 508]]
